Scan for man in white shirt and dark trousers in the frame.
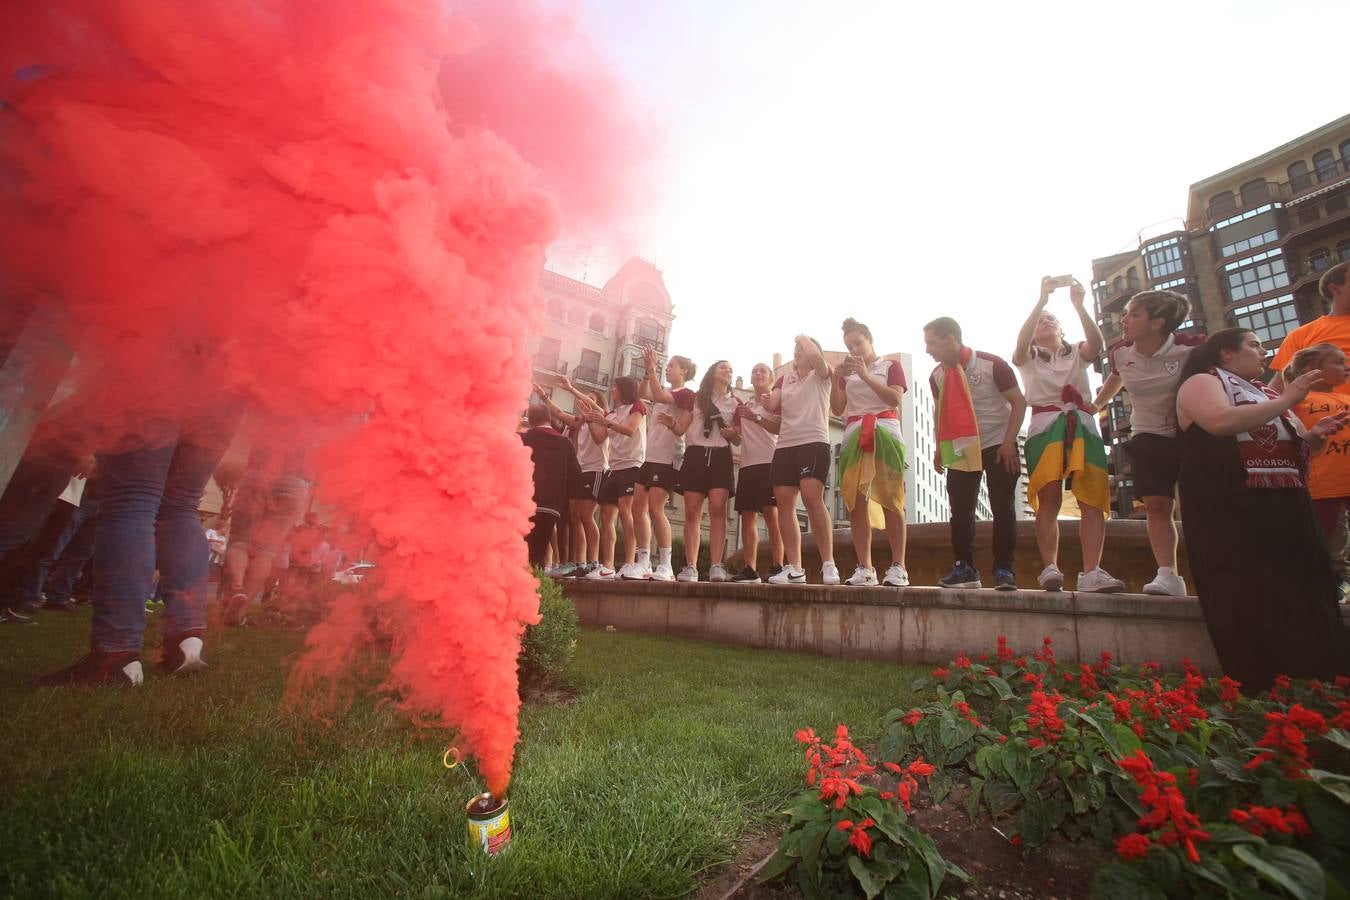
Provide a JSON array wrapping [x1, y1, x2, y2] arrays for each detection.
[[925, 317, 1028, 590]]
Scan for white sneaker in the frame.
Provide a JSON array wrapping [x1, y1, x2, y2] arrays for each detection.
[[821, 561, 841, 586], [618, 562, 646, 580], [676, 565, 699, 582], [586, 564, 617, 580], [882, 563, 910, 587], [639, 560, 653, 579], [1142, 570, 1188, 597], [767, 565, 807, 585], [844, 566, 878, 586], [709, 563, 730, 582], [1037, 564, 1064, 592], [650, 563, 675, 582], [1077, 567, 1125, 593]]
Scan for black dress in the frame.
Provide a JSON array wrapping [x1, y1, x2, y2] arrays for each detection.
[[1179, 422, 1349, 693]]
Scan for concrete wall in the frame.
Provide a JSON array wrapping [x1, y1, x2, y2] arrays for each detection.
[[561, 579, 1350, 675]]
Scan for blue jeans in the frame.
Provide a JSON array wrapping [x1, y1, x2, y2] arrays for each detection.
[[92, 417, 235, 652], [44, 505, 96, 603]]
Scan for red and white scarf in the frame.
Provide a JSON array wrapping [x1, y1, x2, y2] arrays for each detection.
[[1213, 366, 1306, 489]]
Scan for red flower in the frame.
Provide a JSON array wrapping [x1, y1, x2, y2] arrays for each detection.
[[997, 635, 1014, 663], [955, 651, 973, 670], [1246, 704, 1328, 778], [1117, 751, 1210, 863], [1096, 650, 1114, 673], [1026, 689, 1066, 746], [954, 700, 983, 728], [794, 727, 817, 744], [1231, 804, 1313, 839], [998, 734, 1008, 744], [846, 818, 875, 856], [931, 667, 950, 681], [1079, 664, 1101, 697], [1218, 676, 1242, 703], [1010, 835, 1022, 846], [901, 709, 923, 727], [1116, 833, 1152, 860], [905, 757, 936, 777], [1033, 636, 1056, 665]]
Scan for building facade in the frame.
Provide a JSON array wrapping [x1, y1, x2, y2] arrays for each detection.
[[1091, 114, 1350, 516]]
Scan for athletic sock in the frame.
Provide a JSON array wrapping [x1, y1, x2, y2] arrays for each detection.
[[637, 548, 650, 566], [1157, 566, 1174, 576], [658, 547, 672, 567]]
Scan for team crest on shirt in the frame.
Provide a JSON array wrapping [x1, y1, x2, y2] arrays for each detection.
[[1165, 360, 1180, 375], [969, 370, 984, 386]]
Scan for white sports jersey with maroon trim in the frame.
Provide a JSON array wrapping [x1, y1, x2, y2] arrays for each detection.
[[775, 368, 832, 447], [736, 396, 778, 467], [576, 416, 608, 473], [605, 401, 647, 469], [646, 387, 694, 465], [928, 350, 1020, 450], [840, 357, 906, 418], [687, 393, 739, 449], [1109, 333, 1203, 437]]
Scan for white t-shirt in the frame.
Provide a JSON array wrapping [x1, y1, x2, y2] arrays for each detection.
[[576, 416, 608, 473], [646, 387, 695, 465], [604, 401, 647, 470], [839, 358, 907, 418], [1109, 333, 1204, 437], [736, 397, 778, 468], [928, 351, 1021, 450], [686, 393, 739, 449], [1018, 344, 1092, 410], [775, 368, 832, 448]]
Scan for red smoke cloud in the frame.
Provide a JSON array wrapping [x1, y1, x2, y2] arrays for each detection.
[[1, 0, 641, 795]]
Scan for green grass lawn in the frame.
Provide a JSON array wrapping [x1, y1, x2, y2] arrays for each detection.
[[0, 610, 923, 899]]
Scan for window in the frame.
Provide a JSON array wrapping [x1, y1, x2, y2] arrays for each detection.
[[634, 317, 665, 346], [567, 305, 587, 326], [1145, 242, 1184, 280], [1314, 149, 1337, 182], [1219, 228, 1278, 258], [1226, 252, 1289, 302], [1127, 266, 1140, 289], [1210, 203, 1279, 231], [1230, 296, 1299, 344], [587, 312, 605, 334], [1112, 276, 1124, 293], [1338, 239, 1350, 262], [1239, 179, 1269, 206], [534, 337, 562, 371], [1209, 191, 1236, 216], [545, 298, 565, 319], [1341, 140, 1350, 164], [1327, 193, 1348, 215], [1288, 160, 1312, 192], [1309, 248, 1332, 272]]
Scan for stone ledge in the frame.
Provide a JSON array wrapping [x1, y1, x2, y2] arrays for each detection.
[[558, 579, 1350, 675]]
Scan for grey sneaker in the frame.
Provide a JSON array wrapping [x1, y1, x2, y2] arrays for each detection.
[[1141, 570, 1187, 597], [882, 563, 910, 587], [821, 561, 841, 586], [709, 563, 730, 582], [1037, 564, 1065, 592], [1077, 567, 1125, 593], [844, 566, 878, 586], [676, 565, 699, 583]]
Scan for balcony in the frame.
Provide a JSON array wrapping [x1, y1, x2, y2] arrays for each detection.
[[1201, 157, 1350, 229], [1287, 246, 1350, 291], [1095, 277, 1142, 315], [572, 366, 611, 389], [532, 355, 567, 375]]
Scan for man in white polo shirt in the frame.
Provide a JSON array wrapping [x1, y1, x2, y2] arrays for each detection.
[[925, 317, 1028, 590]]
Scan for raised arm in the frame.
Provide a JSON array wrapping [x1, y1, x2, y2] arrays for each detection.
[[536, 383, 582, 429], [1011, 277, 1053, 366], [1092, 370, 1124, 412], [642, 346, 676, 405], [797, 335, 831, 381], [606, 408, 645, 438], [1070, 279, 1104, 361]]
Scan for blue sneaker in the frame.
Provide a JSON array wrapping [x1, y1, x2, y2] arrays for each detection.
[[939, 561, 981, 589], [993, 568, 1018, 591]]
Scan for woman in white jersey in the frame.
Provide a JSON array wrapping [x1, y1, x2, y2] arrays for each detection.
[[1013, 277, 1124, 593], [638, 345, 696, 581], [766, 335, 840, 585], [541, 380, 607, 576], [730, 362, 785, 582], [585, 376, 647, 580], [1091, 290, 1201, 596], [832, 318, 910, 587], [677, 360, 740, 582]]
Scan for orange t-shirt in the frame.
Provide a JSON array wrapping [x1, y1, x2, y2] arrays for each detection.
[[1295, 390, 1350, 499], [1270, 314, 1350, 396]]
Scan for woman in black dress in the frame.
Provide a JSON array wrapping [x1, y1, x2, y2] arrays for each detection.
[[1175, 327, 1349, 693]]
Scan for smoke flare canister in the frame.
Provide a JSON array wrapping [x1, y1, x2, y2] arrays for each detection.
[[466, 793, 511, 856]]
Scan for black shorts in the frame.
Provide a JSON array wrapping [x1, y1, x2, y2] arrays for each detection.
[[677, 445, 735, 496], [771, 442, 832, 488], [571, 470, 604, 502], [598, 466, 640, 505], [637, 461, 679, 491], [734, 463, 777, 512], [1126, 433, 1182, 499]]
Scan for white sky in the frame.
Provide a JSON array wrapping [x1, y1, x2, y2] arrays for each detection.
[[548, 0, 1346, 382]]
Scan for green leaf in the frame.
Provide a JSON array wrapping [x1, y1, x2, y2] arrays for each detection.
[[1188, 856, 1248, 894], [983, 779, 1022, 819], [1303, 782, 1350, 848], [1140, 848, 1182, 896], [1233, 843, 1326, 900], [973, 745, 998, 779], [1091, 862, 1168, 899], [798, 821, 830, 887], [929, 771, 953, 805], [786, 795, 828, 823], [1324, 730, 1350, 754], [860, 793, 889, 824], [1015, 794, 1055, 847], [1213, 756, 1259, 783], [826, 822, 849, 856], [1111, 723, 1144, 758], [1309, 769, 1350, 806], [756, 848, 796, 883], [848, 854, 889, 899], [897, 822, 948, 896], [965, 776, 985, 823], [939, 716, 976, 750], [986, 674, 1015, 701], [883, 858, 931, 900]]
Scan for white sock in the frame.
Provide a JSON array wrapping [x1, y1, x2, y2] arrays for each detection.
[[637, 548, 650, 565], [1157, 566, 1174, 576], [658, 547, 672, 566]]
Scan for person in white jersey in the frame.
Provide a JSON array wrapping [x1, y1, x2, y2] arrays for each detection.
[[540, 380, 607, 577], [638, 345, 696, 581], [676, 360, 740, 582], [730, 362, 785, 583], [1092, 290, 1202, 596], [1013, 277, 1125, 594], [584, 376, 647, 580], [766, 335, 840, 585], [832, 318, 910, 587]]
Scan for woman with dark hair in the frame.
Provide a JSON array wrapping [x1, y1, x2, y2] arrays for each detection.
[[1091, 290, 1203, 596], [638, 345, 696, 581], [540, 380, 607, 577], [833, 318, 909, 587], [730, 362, 784, 582], [766, 335, 840, 585], [1175, 327, 1350, 692], [676, 360, 739, 581], [585, 375, 646, 580]]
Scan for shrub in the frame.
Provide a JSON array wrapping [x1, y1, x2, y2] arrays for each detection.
[[518, 569, 578, 692]]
